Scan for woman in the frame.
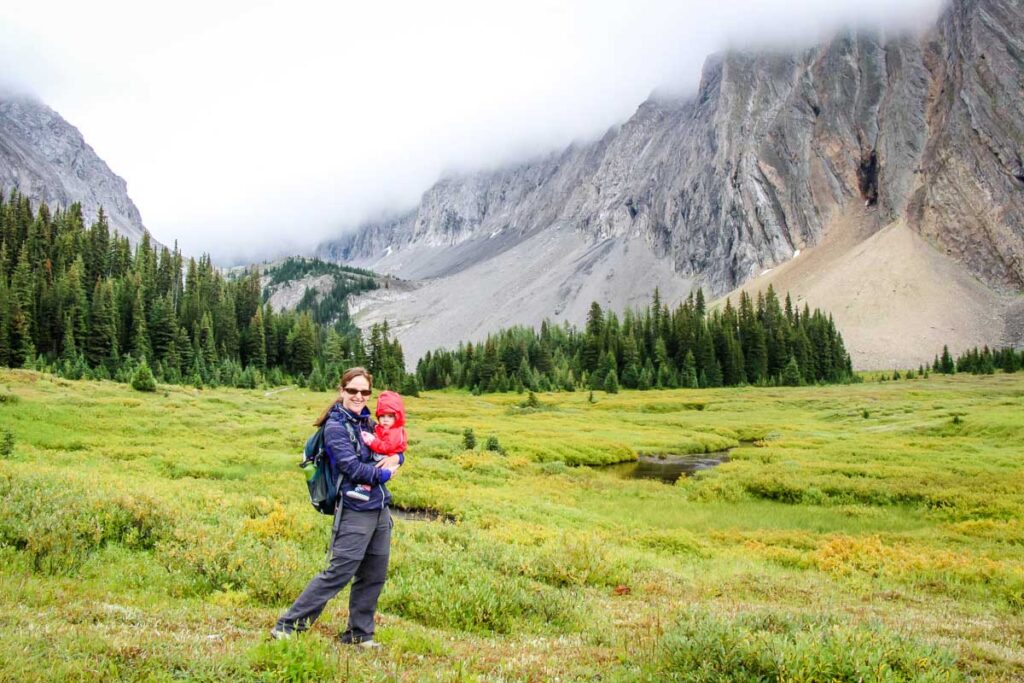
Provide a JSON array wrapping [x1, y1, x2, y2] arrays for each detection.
[[271, 367, 402, 647]]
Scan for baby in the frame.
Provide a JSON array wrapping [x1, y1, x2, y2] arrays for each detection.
[[345, 390, 408, 502]]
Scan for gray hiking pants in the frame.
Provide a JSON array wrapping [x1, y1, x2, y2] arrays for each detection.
[[276, 505, 392, 639]]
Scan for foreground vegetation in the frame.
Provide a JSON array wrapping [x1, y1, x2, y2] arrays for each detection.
[[1, 369, 1022, 681]]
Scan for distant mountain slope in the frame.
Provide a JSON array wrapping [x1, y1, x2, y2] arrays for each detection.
[[0, 96, 150, 244], [257, 257, 380, 322], [321, 0, 1023, 367], [725, 206, 1019, 370], [323, 0, 1022, 293]]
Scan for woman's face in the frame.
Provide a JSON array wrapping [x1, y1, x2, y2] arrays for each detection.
[[340, 375, 372, 413]]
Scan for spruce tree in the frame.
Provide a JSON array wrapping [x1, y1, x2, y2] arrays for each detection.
[[86, 279, 117, 368], [781, 357, 802, 386], [149, 294, 176, 364], [246, 307, 268, 370], [940, 345, 955, 374], [288, 313, 316, 376], [681, 351, 698, 388], [0, 275, 11, 366], [61, 314, 78, 362], [130, 287, 151, 360], [131, 358, 157, 392], [604, 367, 620, 394]]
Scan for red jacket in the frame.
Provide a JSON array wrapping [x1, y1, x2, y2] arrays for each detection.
[[368, 390, 408, 455]]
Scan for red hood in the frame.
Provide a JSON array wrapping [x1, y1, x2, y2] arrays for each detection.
[[375, 390, 406, 428]]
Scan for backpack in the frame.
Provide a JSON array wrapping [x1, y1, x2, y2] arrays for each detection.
[[300, 419, 361, 515]]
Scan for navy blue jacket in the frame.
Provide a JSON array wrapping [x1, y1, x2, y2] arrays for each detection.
[[324, 404, 401, 511]]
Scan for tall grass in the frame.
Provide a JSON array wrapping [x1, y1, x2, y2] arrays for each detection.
[[0, 370, 1022, 680]]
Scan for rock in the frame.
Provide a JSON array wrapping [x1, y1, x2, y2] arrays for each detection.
[[324, 0, 1022, 294], [0, 96, 151, 245], [318, 0, 1023, 367]]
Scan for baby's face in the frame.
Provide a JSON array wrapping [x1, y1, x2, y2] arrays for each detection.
[[378, 413, 397, 428]]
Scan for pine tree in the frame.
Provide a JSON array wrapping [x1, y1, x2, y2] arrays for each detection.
[[781, 357, 802, 386], [10, 243, 35, 364], [197, 312, 217, 369], [131, 358, 157, 392], [0, 276, 12, 366], [86, 279, 117, 368], [61, 314, 78, 362], [175, 326, 193, 376], [63, 256, 89, 351], [680, 351, 698, 388], [149, 294, 176, 365], [246, 307, 268, 370], [288, 313, 316, 376], [130, 287, 151, 360], [940, 345, 955, 374], [604, 367, 620, 394]]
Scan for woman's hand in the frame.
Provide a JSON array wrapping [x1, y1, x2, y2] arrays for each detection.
[[375, 454, 401, 473]]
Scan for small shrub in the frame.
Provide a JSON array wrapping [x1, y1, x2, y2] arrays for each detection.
[[0, 472, 171, 575], [382, 531, 581, 634], [539, 461, 569, 475], [744, 475, 806, 504], [157, 519, 316, 604], [0, 429, 14, 458], [484, 436, 504, 454], [247, 636, 338, 682], [462, 428, 476, 450], [646, 610, 963, 681], [131, 360, 157, 392]]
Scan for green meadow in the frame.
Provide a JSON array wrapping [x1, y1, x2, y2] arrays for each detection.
[[1, 369, 1022, 681]]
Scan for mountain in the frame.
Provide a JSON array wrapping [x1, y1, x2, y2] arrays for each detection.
[[318, 0, 1023, 368], [0, 96, 150, 244]]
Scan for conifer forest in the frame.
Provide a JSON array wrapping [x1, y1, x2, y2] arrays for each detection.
[[0, 190, 410, 391]]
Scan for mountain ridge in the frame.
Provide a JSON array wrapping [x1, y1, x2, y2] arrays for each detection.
[[321, 0, 1023, 367], [0, 96, 151, 245]]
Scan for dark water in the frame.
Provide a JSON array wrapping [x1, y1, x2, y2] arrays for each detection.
[[391, 506, 455, 523], [604, 452, 731, 484]]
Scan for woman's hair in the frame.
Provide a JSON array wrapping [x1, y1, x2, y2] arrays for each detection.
[[314, 367, 374, 426]]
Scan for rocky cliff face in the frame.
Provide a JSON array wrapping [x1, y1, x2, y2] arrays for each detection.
[[0, 96, 150, 244], [321, 0, 1023, 296]]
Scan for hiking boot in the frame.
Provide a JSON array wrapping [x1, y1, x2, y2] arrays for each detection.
[[269, 627, 293, 640], [339, 631, 381, 649], [345, 488, 371, 502], [355, 639, 382, 650]]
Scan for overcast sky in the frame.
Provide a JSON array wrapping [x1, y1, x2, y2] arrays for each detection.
[[2, 0, 944, 264]]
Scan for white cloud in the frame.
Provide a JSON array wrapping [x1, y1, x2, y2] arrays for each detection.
[[1, 0, 945, 263]]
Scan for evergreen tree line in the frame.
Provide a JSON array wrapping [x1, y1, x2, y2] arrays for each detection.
[[265, 255, 376, 286], [416, 287, 854, 394], [930, 344, 1023, 375], [263, 257, 378, 332], [0, 189, 414, 392]]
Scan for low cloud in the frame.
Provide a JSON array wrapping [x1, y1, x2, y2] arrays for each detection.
[[2, 0, 946, 264]]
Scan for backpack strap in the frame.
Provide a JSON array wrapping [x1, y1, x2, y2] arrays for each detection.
[[342, 421, 361, 451]]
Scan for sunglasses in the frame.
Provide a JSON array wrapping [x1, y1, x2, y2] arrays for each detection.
[[343, 387, 372, 397]]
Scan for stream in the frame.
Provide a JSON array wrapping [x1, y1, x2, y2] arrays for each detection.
[[603, 451, 731, 484]]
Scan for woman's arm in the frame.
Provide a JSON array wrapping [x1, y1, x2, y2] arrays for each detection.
[[375, 454, 402, 470], [324, 420, 393, 484]]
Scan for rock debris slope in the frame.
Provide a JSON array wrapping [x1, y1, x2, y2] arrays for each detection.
[[321, 0, 1023, 366], [0, 96, 150, 244]]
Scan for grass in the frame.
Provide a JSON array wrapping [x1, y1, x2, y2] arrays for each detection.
[[0, 369, 1022, 681]]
